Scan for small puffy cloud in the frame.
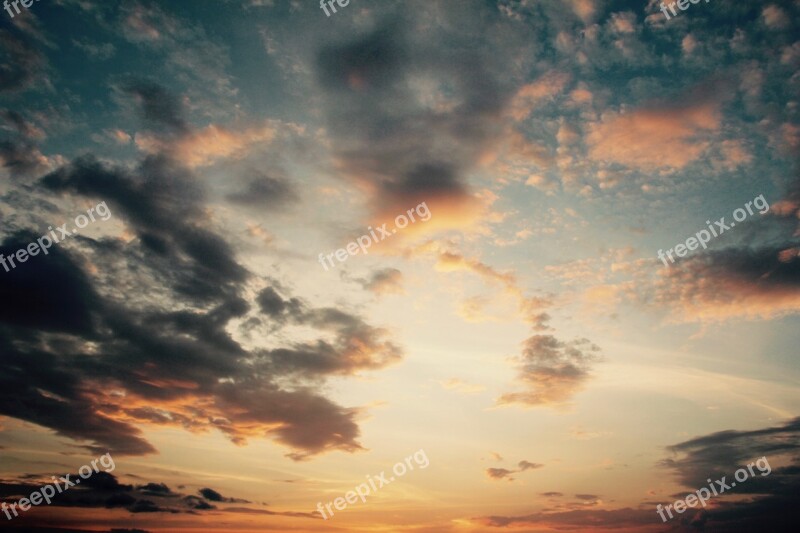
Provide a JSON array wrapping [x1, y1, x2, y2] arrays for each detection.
[[762, 5, 789, 29], [508, 72, 571, 122], [518, 460, 543, 471], [609, 12, 637, 34], [682, 34, 698, 55], [358, 268, 405, 296], [486, 467, 517, 481], [568, 0, 600, 24]]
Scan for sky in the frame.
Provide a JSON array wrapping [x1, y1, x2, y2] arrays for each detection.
[[0, 0, 799, 531]]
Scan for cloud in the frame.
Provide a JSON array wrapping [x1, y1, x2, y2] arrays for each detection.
[[486, 468, 516, 481], [356, 268, 405, 296], [652, 245, 800, 324], [410, 241, 598, 407], [313, 18, 515, 231], [116, 2, 236, 103], [258, 305, 403, 379], [198, 487, 249, 504], [656, 417, 800, 531], [518, 460, 544, 471], [41, 154, 248, 303], [135, 121, 281, 168], [663, 417, 800, 489], [256, 286, 304, 324], [587, 88, 724, 171], [479, 418, 800, 530], [476, 507, 655, 529], [568, 0, 600, 23], [226, 172, 297, 207], [123, 81, 189, 134], [497, 335, 601, 407], [0, 138, 53, 180], [0, 109, 55, 180], [507, 71, 571, 122], [762, 5, 789, 29], [0, 26, 48, 94], [0, 470, 304, 522], [439, 378, 486, 395], [0, 81, 405, 460], [485, 460, 543, 481], [430, 246, 553, 328]]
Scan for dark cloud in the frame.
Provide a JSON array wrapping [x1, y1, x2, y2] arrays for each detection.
[[654, 417, 800, 531], [313, 15, 515, 219], [198, 488, 224, 502], [0, 86, 405, 460], [184, 495, 215, 510], [0, 471, 275, 519], [1, 472, 171, 514], [0, 26, 47, 94], [137, 483, 174, 497], [198, 487, 248, 503], [479, 419, 800, 530], [128, 500, 167, 514], [0, 519, 151, 533], [0, 241, 158, 455], [122, 80, 188, 134], [1, 109, 45, 140], [256, 286, 303, 323], [0, 108, 49, 179], [663, 417, 800, 490], [0, 232, 99, 335], [650, 242, 800, 324], [0, 138, 49, 179], [478, 507, 655, 529], [41, 154, 248, 303]]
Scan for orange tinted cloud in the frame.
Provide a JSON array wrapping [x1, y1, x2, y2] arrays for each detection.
[[587, 96, 722, 171], [136, 121, 282, 167], [653, 246, 800, 323], [508, 72, 571, 122]]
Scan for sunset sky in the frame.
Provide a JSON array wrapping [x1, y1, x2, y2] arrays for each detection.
[[1, 0, 799, 532]]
